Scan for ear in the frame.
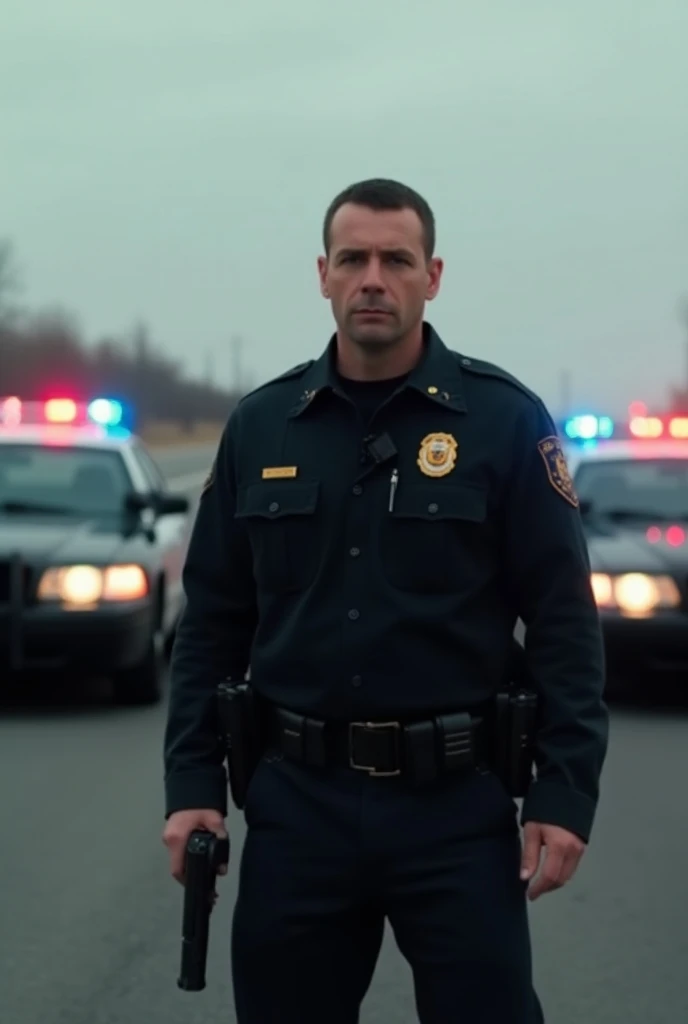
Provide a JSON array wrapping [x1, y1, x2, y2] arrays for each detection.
[[317, 255, 329, 298], [425, 257, 444, 301]]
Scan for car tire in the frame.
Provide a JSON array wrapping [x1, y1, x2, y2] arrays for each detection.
[[112, 631, 165, 706]]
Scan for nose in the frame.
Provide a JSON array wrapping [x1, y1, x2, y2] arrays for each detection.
[[360, 257, 385, 293]]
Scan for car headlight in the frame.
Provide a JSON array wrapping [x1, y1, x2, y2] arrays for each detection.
[[37, 564, 149, 607], [591, 572, 681, 616]]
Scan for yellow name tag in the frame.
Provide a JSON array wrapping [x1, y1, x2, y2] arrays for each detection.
[[261, 466, 298, 479]]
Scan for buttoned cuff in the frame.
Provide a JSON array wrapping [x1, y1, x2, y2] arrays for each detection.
[[164, 768, 228, 818], [520, 779, 597, 843]]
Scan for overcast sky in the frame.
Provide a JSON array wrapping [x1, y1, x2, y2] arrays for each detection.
[[2, 1, 687, 416]]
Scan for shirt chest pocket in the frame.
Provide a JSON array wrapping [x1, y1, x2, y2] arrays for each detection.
[[379, 482, 491, 594], [235, 480, 320, 594]]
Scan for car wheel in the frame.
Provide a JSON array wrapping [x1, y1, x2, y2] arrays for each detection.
[[112, 631, 165, 706]]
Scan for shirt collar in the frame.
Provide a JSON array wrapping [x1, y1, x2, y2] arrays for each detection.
[[287, 322, 468, 417]]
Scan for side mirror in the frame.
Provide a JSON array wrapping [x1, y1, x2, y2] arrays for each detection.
[[125, 492, 151, 513], [155, 493, 190, 515], [124, 491, 190, 515]]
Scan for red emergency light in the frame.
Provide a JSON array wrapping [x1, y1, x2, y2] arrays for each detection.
[[628, 415, 688, 440], [44, 398, 78, 423], [646, 525, 686, 546]]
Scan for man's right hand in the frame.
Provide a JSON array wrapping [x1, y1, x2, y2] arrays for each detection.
[[162, 809, 228, 884]]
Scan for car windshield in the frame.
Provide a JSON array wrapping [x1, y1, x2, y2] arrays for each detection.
[[0, 444, 131, 517], [574, 458, 688, 520]]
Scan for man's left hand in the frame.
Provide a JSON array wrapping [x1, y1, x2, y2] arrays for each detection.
[[519, 822, 586, 900]]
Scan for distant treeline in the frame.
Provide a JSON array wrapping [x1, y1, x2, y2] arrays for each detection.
[[0, 240, 239, 429]]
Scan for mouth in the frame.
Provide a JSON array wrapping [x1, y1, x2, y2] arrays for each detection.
[[353, 309, 392, 318]]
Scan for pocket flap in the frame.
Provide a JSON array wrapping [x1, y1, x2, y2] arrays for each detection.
[[392, 483, 487, 522], [236, 480, 319, 519]]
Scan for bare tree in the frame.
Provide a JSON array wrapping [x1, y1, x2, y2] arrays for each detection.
[[0, 239, 22, 326]]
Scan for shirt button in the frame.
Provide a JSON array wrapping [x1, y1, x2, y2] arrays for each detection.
[[428, 502, 438, 514], [351, 675, 363, 687], [268, 501, 279, 512], [352, 484, 363, 495], [349, 546, 360, 557], [348, 609, 360, 620]]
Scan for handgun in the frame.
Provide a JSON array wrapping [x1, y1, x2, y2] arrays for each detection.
[[177, 828, 230, 992]]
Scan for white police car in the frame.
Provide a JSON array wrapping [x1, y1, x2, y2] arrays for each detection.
[[0, 396, 191, 704], [564, 411, 688, 686]]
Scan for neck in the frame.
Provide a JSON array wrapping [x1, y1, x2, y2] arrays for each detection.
[[336, 323, 424, 381]]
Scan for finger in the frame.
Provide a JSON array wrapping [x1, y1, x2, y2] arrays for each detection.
[[217, 862, 228, 875], [557, 845, 584, 886], [528, 847, 566, 900], [520, 825, 543, 880], [169, 842, 187, 884]]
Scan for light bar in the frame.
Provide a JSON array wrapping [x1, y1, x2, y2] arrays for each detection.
[[0, 396, 127, 431], [564, 414, 614, 440]]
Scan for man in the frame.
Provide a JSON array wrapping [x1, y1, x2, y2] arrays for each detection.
[[163, 178, 609, 1022]]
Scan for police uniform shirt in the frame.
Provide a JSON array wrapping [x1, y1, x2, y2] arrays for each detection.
[[164, 323, 608, 842]]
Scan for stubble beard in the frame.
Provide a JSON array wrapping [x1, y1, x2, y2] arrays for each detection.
[[345, 312, 404, 354]]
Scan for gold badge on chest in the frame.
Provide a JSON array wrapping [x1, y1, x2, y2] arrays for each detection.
[[417, 432, 458, 477]]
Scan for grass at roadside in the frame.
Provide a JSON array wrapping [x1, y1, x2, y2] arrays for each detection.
[[140, 420, 223, 449]]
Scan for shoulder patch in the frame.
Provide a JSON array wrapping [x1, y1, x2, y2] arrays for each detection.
[[238, 360, 315, 403], [453, 353, 540, 404], [537, 435, 579, 508]]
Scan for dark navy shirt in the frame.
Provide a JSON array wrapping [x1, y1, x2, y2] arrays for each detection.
[[164, 323, 608, 841]]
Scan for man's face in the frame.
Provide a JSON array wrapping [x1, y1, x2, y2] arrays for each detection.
[[317, 203, 443, 351]]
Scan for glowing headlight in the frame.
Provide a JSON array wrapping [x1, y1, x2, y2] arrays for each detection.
[[37, 564, 149, 606], [591, 573, 614, 607], [590, 572, 680, 616]]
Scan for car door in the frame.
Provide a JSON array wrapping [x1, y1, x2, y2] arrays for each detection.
[[130, 442, 189, 629]]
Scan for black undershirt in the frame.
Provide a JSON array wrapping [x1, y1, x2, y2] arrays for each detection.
[[336, 373, 408, 427]]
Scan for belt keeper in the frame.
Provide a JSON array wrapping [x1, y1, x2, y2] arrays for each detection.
[[277, 709, 306, 760], [403, 720, 438, 785], [437, 712, 474, 772], [303, 717, 327, 766], [277, 709, 327, 766]]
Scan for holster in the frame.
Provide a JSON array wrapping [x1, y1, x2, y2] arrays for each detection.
[[216, 680, 264, 810], [491, 638, 540, 797], [492, 687, 538, 797]]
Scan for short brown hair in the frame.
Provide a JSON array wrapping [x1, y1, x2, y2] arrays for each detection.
[[322, 178, 436, 259]]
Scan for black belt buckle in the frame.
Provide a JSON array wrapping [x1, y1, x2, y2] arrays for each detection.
[[348, 721, 402, 777]]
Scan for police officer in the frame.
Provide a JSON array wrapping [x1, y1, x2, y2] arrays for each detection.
[[162, 178, 609, 1023]]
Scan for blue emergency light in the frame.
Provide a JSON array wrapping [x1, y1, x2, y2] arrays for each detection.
[[87, 398, 124, 427], [563, 414, 614, 441]]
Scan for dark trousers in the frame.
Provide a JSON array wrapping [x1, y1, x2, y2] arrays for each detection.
[[231, 752, 545, 1023]]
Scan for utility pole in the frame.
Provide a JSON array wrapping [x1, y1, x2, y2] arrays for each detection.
[[673, 296, 688, 407], [230, 334, 243, 395]]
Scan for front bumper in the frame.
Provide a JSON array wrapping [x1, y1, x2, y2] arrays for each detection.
[[0, 599, 155, 674], [599, 609, 688, 674]]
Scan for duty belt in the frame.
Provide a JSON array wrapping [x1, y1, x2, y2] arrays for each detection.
[[267, 704, 490, 784]]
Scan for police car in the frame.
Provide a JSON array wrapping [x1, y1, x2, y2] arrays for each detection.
[[0, 396, 191, 705], [564, 409, 688, 685]]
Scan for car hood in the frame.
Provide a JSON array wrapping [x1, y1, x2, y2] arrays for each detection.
[[586, 525, 688, 574], [0, 514, 125, 565]]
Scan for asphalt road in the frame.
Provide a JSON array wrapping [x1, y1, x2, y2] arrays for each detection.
[[1, 444, 687, 1023]]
